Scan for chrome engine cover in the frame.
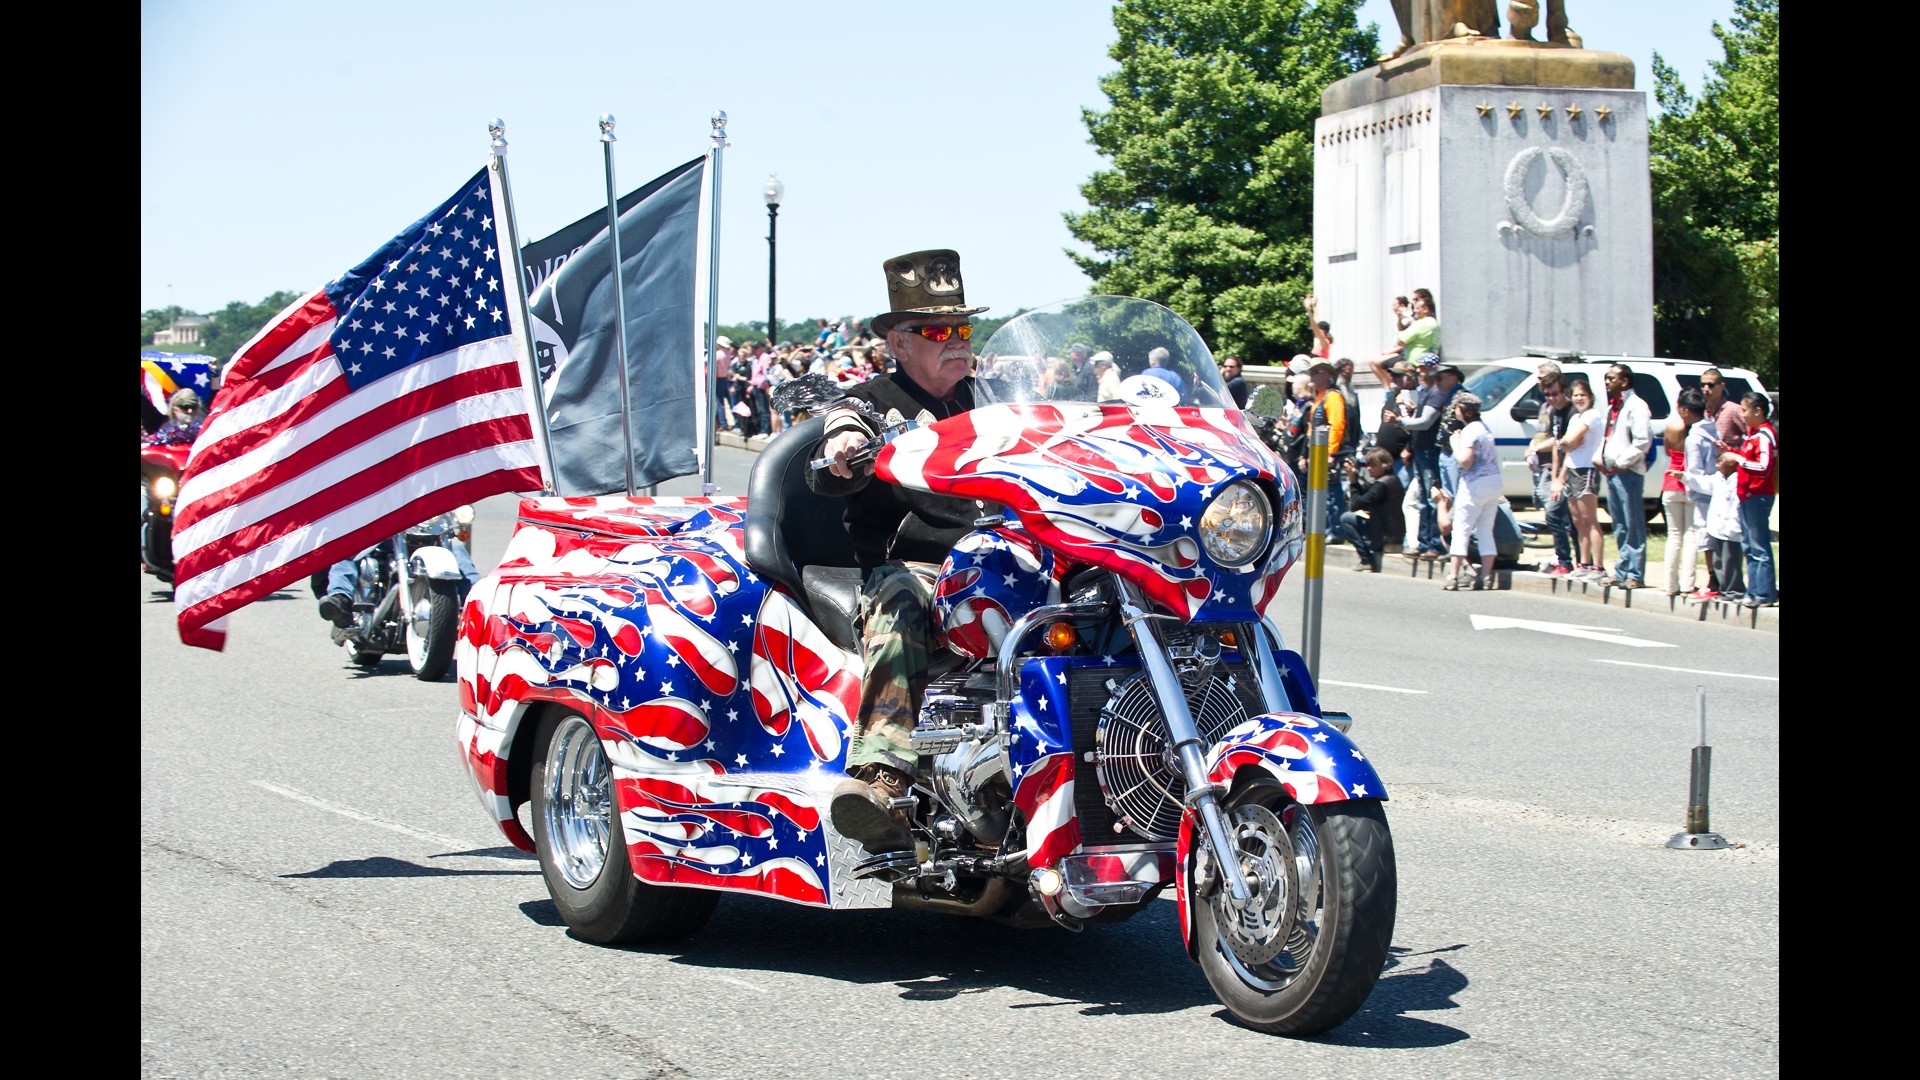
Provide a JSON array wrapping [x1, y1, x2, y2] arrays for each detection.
[[917, 670, 1012, 844]]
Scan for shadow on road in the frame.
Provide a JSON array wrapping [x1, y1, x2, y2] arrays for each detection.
[[509, 891, 1473, 1041], [284, 855, 538, 878]]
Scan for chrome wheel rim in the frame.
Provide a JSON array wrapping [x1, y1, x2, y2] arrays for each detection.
[[1213, 802, 1324, 991], [404, 584, 430, 668], [542, 716, 615, 889]]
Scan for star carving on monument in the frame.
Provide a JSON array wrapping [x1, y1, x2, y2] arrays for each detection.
[[1476, 101, 1494, 118], [1594, 105, 1613, 122], [1536, 103, 1554, 120], [1506, 102, 1524, 119], [1565, 103, 1583, 121]]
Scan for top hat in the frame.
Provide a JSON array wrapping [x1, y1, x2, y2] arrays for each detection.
[[871, 249, 988, 334]]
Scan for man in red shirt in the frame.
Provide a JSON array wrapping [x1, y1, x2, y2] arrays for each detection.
[[1728, 393, 1777, 607]]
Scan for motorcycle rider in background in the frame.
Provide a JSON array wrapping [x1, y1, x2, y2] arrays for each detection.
[[809, 248, 988, 855], [317, 536, 480, 628], [145, 388, 204, 447]]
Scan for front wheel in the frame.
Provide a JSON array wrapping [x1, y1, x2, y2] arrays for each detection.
[[530, 709, 719, 944], [405, 577, 459, 680], [1195, 794, 1396, 1036]]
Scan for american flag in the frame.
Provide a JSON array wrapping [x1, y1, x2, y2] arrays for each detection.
[[173, 168, 546, 650]]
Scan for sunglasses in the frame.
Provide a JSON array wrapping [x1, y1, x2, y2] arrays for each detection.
[[1701, 380, 1722, 388], [908, 323, 972, 342]]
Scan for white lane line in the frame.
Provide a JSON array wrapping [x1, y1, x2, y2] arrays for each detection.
[[251, 779, 506, 853], [1319, 679, 1427, 695], [1593, 658, 1779, 682]]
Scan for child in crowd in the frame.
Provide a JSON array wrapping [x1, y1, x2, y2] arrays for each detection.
[[1698, 452, 1746, 600]]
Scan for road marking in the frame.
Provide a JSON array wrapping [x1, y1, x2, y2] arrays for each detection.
[[251, 779, 504, 854], [1469, 613, 1675, 648], [712, 975, 766, 993], [1593, 658, 1779, 682], [1319, 679, 1428, 695]]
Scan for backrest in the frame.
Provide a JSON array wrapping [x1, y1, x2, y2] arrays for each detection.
[[743, 414, 860, 595]]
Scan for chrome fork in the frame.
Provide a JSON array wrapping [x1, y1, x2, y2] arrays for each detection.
[[1115, 580, 1252, 904]]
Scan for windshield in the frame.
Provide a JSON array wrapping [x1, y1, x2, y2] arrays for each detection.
[[973, 296, 1235, 411]]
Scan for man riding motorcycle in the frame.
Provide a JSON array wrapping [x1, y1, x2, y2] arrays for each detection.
[[810, 248, 989, 854]]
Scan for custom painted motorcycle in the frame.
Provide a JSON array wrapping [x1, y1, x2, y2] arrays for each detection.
[[454, 297, 1396, 1035]]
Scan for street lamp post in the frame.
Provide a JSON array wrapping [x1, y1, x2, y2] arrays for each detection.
[[763, 173, 784, 345]]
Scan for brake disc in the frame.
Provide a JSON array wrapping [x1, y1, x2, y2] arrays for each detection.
[[1214, 802, 1298, 966]]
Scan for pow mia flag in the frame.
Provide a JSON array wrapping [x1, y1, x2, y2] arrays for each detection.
[[519, 155, 705, 494]]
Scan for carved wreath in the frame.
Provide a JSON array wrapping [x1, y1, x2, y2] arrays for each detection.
[[1502, 146, 1589, 237]]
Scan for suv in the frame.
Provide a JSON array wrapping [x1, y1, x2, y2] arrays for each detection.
[[1458, 352, 1771, 512]]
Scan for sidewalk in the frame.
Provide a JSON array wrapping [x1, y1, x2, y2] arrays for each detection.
[[714, 426, 1778, 632]]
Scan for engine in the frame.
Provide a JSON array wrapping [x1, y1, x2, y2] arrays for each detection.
[[913, 669, 1013, 847]]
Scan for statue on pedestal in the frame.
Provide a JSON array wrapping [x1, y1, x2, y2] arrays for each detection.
[[1385, 1, 1578, 61]]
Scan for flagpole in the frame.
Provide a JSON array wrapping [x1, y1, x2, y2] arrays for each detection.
[[700, 110, 728, 495], [488, 118, 559, 496], [599, 115, 641, 497]]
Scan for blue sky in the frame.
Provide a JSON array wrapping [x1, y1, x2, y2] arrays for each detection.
[[142, 1, 1738, 332]]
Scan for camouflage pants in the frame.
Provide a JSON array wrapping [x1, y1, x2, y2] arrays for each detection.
[[846, 560, 940, 778]]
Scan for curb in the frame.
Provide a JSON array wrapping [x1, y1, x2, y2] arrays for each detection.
[[1374, 551, 1779, 633]]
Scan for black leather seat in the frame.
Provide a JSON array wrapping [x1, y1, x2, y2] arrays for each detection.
[[742, 414, 866, 652]]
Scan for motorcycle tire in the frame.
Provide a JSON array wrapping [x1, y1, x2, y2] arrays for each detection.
[[529, 708, 719, 945], [1195, 793, 1396, 1037], [406, 578, 459, 681]]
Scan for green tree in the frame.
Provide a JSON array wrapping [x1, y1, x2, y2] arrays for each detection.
[[1649, 0, 1778, 385], [1065, 0, 1376, 366]]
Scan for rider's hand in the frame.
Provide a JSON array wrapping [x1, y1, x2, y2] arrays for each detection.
[[823, 428, 870, 479]]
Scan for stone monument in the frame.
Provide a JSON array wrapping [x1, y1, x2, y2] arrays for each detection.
[[1313, 2, 1651, 366]]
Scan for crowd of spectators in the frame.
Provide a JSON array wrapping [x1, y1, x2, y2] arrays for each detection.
[[711, 319, 892, 438]]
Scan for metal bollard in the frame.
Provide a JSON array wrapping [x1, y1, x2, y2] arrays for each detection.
[[1666, 686, 1729, 850], [1299, 423, 1328, 679]]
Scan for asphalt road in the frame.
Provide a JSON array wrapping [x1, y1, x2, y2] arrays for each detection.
[[142, 445, 1778, 1079]]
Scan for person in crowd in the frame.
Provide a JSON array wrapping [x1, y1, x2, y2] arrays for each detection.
[[1054, 342, 1101, 400], [1305, 360, 1348, 540], [145, 388, 205, 447], [809, 249, 990, 856], [845, 316, 874, 347], [1372, 287, 1440, 370], [711, 336, 735, 432], [1338, 447, 1404, 573], [1093, 351, 1123, 399], [748, 341, 774, 438], [1699, 451, 1746, 601], [1392, 294, 1413, 333], [1442, 391, 1501, 590], [1728, 392, 1778, 607], [1387, 356, 1447, 558], [1677, 388, 1722, 598], [1700, 367, 1746, 445], [1526, 363, 1576, 576], [1283, 373, 1314, 473], [815, 317, 842, 352], [1304, 294, 1334, 360], [1142, 346, 1185, 397], [1555, 377, 1608, 582], [1661, 388, 1710, 596], [765, 351, 793, 435], [729, 346, 758, 436], [1372, 360, 1419, 553], [1597, 363, 1654, 589], [1219, 355, 1249, 408]]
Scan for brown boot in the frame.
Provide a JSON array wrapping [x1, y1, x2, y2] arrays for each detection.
[[830, 764, 913, 853]]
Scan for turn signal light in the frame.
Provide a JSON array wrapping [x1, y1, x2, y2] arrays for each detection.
[[1045, 621, 1078, 652], [1219, 630, 1238, 649]]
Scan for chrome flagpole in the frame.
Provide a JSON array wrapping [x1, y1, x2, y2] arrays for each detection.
[[598, 114, 640, 497], [488, 118, 559, 495], [700, 110, 728, 495]]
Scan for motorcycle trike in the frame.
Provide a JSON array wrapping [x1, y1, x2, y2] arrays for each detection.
[[453, 297, 1396, 1035]]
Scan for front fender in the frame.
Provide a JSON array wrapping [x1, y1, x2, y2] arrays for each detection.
[[410, 544, 462, 581], [1205, 711, 1386, 804]]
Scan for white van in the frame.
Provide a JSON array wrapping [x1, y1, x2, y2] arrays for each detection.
[[1457, 353, 1771, 511]]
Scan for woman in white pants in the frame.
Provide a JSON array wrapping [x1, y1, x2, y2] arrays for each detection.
[[1443, 392, 1503, 590], [1663, 388, 1715, 596]]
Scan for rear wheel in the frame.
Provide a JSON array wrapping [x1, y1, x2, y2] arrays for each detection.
[[405, 578, 459, 681], [530, 709, 719, 944], [1195, 792, 1396, 1036]]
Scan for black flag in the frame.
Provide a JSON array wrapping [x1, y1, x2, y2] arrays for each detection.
[[520, 156, 705, 494]]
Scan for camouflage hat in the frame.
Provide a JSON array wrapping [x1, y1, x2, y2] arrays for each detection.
[[871, 249, 989, 334], [168, 388, 202, 412]]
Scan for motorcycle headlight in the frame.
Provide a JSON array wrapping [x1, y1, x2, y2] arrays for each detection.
[[453, 504, 475, 526], [1198, 481, 1271, 568], [152, 476, 177, 501]]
